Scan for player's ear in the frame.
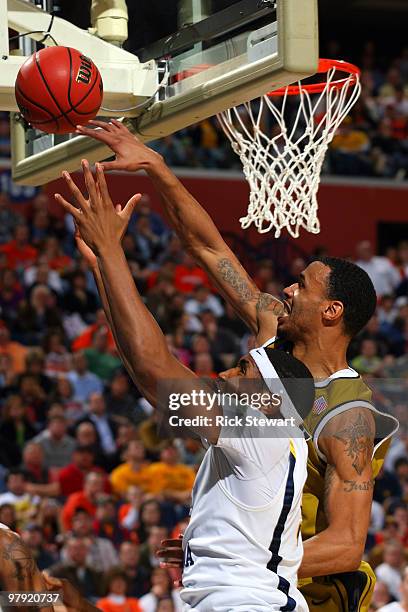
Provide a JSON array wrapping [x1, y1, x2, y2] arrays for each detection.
[[322, 300, 344, 324]]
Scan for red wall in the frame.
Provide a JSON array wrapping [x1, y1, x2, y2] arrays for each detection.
[[46, 170, 408, 257]]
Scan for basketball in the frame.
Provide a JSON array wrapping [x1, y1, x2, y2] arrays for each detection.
[[15, 46, 103, 135]]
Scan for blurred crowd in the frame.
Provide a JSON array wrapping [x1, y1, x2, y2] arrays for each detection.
[[0, 185, 404, 610]]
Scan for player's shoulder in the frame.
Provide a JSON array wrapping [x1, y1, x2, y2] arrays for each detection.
[[303, 368, 373, 438]]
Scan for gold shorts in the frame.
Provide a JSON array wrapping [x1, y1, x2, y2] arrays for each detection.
[[299, 561, 375, 612]]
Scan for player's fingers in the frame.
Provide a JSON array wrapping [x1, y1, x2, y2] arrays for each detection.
[[81, 159, 99, 208], [121, 193, 142, 223], [54, 194, 81, 221], [42, 572, 62, 589], [159, 561, 183, 569], [62, 171, 89, 212], [157, 548, 183, 559], [160, 539, 183, 547], [89, 119, 117, 132], [95, 163, 113, 207], [110, 118, 128, 132], [98, 161, 120, 172], [75, 125, 114, 144], [115, 204, 122, 213]]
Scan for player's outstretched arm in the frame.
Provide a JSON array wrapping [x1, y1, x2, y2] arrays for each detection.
[[55, 161, 221, 443], [299, 407, 375, 578], [76, 120, 283, 341]]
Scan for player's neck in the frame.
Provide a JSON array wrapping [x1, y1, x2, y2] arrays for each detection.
[[292, 333, 349, 378]]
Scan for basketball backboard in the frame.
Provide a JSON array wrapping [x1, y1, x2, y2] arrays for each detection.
[[6, 0, 319, 185]]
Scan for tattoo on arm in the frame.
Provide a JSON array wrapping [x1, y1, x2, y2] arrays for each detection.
[[333, 413, 374, 476], [217, 258, 255, 304], [3, 538, 37, 586], [256, 293, 284, 315], [343, 480, 374, 493]]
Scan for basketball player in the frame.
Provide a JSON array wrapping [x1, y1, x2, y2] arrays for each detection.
[[76, 119, 399, 612], [56, 162, 317, 611]]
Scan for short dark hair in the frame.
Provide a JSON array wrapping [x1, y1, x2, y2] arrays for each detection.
[[265, 349, 315, 421], [319, 257, 377, 337]]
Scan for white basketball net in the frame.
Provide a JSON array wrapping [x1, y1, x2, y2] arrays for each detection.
[[217, 62, 361, 238]]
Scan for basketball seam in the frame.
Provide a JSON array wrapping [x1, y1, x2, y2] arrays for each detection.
[[34, 51, 77, 129], [15, 84, 60, 131]]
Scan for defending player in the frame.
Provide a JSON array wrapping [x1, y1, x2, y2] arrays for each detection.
[[56, 162, 316, 611], [76, 119, 399, 612]]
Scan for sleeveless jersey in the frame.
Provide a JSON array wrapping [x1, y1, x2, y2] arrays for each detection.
[[181, 404, 309, 612], [264, 336, 399, 611]]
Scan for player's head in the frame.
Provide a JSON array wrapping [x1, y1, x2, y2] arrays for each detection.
[[219, 348, 315, 426], [278, 257, 376, 344]]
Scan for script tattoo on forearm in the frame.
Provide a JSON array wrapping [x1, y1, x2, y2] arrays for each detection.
[[334, 413, 374, 476], [343, 480, 374, 493], [217, 258, 255, 303]]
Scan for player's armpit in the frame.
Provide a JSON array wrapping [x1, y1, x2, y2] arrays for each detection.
[[299, 408, 375, 579]]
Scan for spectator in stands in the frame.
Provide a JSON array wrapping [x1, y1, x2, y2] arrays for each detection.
[[0, 469, 38, 529], [0, 268, 24, 326], [94, 495, 127, 547], [97, 568, 143, 612], [41, 236, 72, 273], [375, 542, 406, 600], [84, 329, 122, 382], [21, 442, 48, 485], [0, 224, 37, 271], [0, 395, 36, 463], [77, 392, 117, 457], [330, 116, 372, 175], [33, 414, 76, 470], [371, 581, 393, 610], [0, 503, 16, 530], [174, 253, 210, 293], [110, 440, 150, 497], [64, 270, 98, 322], [50, 376, 84, 423], [137, 499, 163, 543], [42, 329, 72, 378], [118, 486, 143, 531], [72, 309, 116, 353], [185, 286, 224, 318], [139, 526, 168, 576], [142, 443, 195, 501], [20, 523, 56, 570], [67, 350, 103, 402], [193, 352, 217, 378], [70, 508, 119, 572], [351, 338, 384, 375], [0, 193, 21, 245], [23, 348, 54, 395], [117, 541, 150, 598], [27, 444, 107, 498], [378, 566, 408, 611], [356, 240, 401, 297], [104, 371, 146, 425], [61, 470, 105, 531], [24, 256, 64, 295], [49, 535, 104, 600], [16, 284, 62, 345], [138, 567, 182, 612], [0, 321, 27, 374]]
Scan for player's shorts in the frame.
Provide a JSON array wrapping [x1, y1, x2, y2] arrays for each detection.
[[299, 561, 376, 612]]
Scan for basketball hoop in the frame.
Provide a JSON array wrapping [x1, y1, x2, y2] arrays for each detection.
[[217, 59, 361, 238]]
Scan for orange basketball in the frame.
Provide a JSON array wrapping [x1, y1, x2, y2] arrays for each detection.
[[15, 46, 103, 134]]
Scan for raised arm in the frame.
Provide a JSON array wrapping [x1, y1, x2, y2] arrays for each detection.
[[299, 407, 375, 578], [76, 120, 283, 340], [55, 161, 221, 443]]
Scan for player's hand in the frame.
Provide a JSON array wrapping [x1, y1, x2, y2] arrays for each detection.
[[157, 537, 184, 568], [76, 119, 162, 172], [42, 572, 86, 612], [55, 160, 141, 256]]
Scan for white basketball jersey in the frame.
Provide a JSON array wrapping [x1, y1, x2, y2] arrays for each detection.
[[181, 405, 308, 612]]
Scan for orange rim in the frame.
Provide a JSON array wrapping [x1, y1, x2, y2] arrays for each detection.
[[268, 58, 360, 97]]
